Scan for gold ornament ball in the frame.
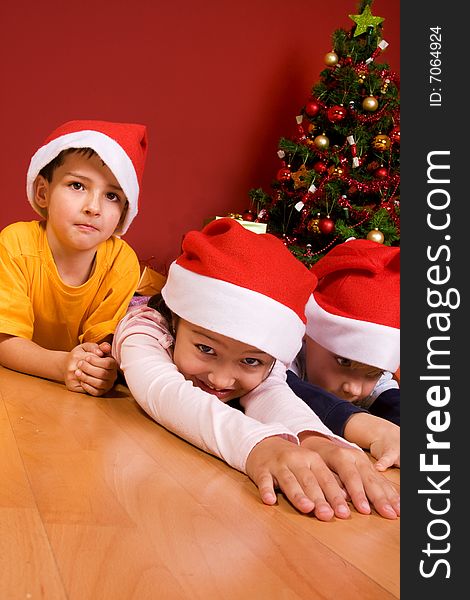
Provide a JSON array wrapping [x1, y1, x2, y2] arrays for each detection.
[[307, 215, 321, 234], [314, 134, 330, 150], [362, 96, 379, 111], [324, 51, 339, 66], [372, 134, 391, 152], [328, 164, 347, 177], [367, 228, 385, 244]]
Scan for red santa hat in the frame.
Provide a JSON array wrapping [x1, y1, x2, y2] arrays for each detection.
[[306, 239, 400, 372], [161, 218, 317, 365], [26, 119, 148, 235]]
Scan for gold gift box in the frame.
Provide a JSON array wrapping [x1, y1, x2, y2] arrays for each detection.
[[214, 216, 267, 234], [136, 266, 167, 296]]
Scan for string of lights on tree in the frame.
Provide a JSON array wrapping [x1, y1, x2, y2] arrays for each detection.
[[239, 0, 400, 266]]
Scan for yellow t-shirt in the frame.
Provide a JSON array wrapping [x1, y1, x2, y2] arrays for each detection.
[[0, 221, 140, 351]]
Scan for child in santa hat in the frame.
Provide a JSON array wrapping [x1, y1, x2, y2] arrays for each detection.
[[288, 239, 400, 470], [112, 218, 399, 521], [0, 119, 148, 396]]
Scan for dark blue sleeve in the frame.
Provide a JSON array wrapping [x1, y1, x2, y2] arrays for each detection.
[[286, 370, 367, 436], [369, 388, 400, 425]]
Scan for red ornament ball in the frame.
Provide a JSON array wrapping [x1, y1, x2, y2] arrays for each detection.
[[304, 99, 321, 117], [276, 167, 291, 182], [318, 216, 335, 235], [389, 126, 401, 144], [241, 210, 255, 221], [313, 161, 328, 174], [374, 167, 389, 179], [327, 105, 348, 123]]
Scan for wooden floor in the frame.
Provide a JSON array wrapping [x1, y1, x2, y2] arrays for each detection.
[[0, 366, 399, 600]]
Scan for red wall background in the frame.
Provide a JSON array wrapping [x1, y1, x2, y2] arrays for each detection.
[[0, 0, 399, 273]]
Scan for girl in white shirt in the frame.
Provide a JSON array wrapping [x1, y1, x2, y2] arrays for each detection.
[[112, 218, 399, 521]]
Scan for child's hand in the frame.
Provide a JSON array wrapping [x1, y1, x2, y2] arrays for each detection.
[[301, 434, 400, 520], [369, 421, 400, 471], [245, 436, 351, 521], [66, 342, 118, 396], [343, 413, 400, 471]]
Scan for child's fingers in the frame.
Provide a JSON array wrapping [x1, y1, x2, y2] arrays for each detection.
[[368, 472, 400, 517], [360, 479, 400, 519], [64, 379, 87, 394], [342, 461, 399, 519], [98, 341, 112, 355], [75, 358, 117, 394], [78, 342, 104, 357], [297, 465, 350, 520], [75, 368, 106, 389], [333, 472, 348, 496], [75, 370, 114, 396], [252, 472, 278, 506], [374, 451, 399, 471], [246, 438, 350, 520], [332, 463, 372, 515], [370, 438, 400, 471], [78, 379, 108, 397], [79, 355, 117, 372], [318, 489, 350, 519], [275, 465, 348, 520], [275, 468, 319, 516], [374, 462, 387, 472]]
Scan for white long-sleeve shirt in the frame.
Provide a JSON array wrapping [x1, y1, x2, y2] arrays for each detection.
[[112, 306, 356, 473]]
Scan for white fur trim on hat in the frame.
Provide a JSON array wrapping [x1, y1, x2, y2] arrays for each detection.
[[306, 295, 400, 372], [162, 262, 306, 365], [26, 130, 139, 236]]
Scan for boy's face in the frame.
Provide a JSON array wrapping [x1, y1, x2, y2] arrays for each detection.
[[304, 336, 384, 403], [34, 152, 127, 254], [172, 319, 275, 402]]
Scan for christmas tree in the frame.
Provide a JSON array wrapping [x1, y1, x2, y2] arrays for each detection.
[[245, 0, 400, 266]]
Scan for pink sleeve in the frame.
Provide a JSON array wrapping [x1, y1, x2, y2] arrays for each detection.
[[112, 308, 298, 473], [241, 361, 360, 450]]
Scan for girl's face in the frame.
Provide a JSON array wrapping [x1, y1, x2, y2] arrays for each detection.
[[304, 336, 383, 403], [172, 319, 275, 402]]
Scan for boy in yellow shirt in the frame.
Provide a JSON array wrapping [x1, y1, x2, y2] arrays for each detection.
[[0, 119, 147, 396]]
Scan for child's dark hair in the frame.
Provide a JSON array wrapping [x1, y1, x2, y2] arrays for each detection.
[[38, 148, 99, 182], [147, 293, 176, 337]]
